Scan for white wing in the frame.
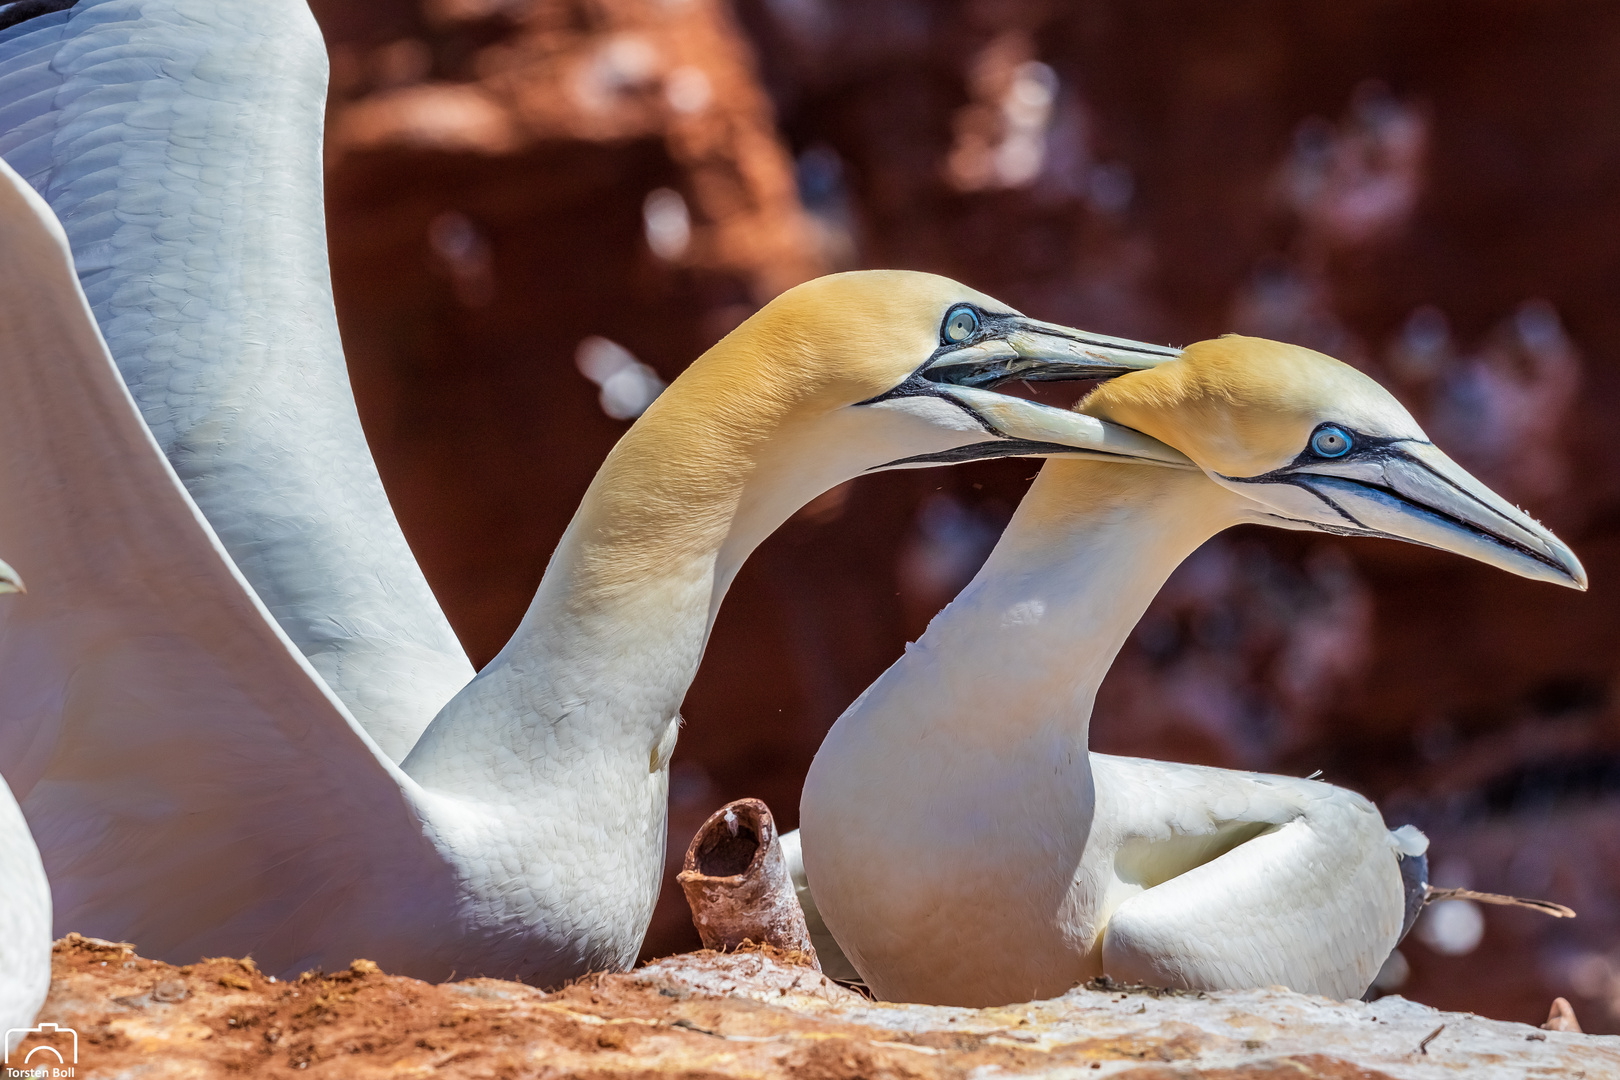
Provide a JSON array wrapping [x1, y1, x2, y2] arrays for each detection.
[[0, 769, 49, 1047], [0, 157, 457, 977], [0, 0, 473, 760], [1092, 754, 1404, 1000]]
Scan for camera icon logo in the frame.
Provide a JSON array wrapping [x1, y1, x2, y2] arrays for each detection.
[[3, 1022, 78, 1069]]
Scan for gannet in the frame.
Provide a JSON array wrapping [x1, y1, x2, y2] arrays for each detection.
[[0, 559, 50, 1053], [0, 0, 475, 763], [798, 336, 1586, 1006], [0, 129, 1197, 984]]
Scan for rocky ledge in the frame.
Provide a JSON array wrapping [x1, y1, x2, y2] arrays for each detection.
[[14, 934, 1616, 1078]]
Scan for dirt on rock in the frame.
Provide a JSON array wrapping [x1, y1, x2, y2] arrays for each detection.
[[17, 934, 1614, 1079]]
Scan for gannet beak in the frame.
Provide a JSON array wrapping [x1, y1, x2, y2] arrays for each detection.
[[1246, 441, 1586, 590], [0, 558, 24, 594], [922, 316, 1183, 388], [866, 317, 1195, 470]]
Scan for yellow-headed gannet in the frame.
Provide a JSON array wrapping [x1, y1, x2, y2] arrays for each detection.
[[0, 130, 1197, 984], [797, 335, 1585, 1006]]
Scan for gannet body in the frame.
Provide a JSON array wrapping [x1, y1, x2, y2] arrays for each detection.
[[0, 560, 50, 1051], [0, 83, 1197, 983], [799, 336, 1585, 1006]]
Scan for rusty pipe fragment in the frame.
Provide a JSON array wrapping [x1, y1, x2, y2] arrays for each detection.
[[677, 798, 820, 969]]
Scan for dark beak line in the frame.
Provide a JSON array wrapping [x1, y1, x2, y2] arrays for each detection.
[[870, 438, 1099, 470], [857, 374, 1000, 434], [1228, 461, 1574, 579]]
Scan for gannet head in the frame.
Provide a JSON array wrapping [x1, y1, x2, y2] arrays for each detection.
[[1081, 334, 1587, 589], [665, 270, 1188, 474], [590, 270, 1191, 601], [0, 559, 23, 594]]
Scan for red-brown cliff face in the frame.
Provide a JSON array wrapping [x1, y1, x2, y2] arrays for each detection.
[[309, 0, 1620, 1030]]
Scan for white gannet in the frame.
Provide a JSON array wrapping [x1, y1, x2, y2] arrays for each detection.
[[0, 559, 50, 1053], [0, 137, 1197, 983], [798, 335, 1586, 1006]]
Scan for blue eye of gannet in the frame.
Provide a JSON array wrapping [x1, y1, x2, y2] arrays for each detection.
[[1310, 425, 1353, 458], [942, 305, 980, 344]]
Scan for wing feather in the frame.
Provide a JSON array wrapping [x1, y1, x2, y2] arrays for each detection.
[[0, 158, 459, 977], [1094, 755, 1403, 999], [0, 0, 473, 761]]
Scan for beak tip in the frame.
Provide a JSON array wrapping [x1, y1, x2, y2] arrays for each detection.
[[1556, 548, 1588, 592]]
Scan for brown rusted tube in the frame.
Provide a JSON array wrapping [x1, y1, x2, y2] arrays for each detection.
[[677, 798, 820, 969]]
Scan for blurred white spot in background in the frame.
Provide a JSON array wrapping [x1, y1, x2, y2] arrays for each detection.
[[665, 65, 712, 114], [995, 61, 1058, 186], [1419, 899, 1485, 956], [643, 187, 692, 260], [573, 34, 661, 113], [947, 33, 1058, 190], [1567, 949, 1620, 1021], [1370, 948, 1410, 993], [576, 336, 667, 420], [1417, 859, 1485, 956], [428, 211, 494, 307]]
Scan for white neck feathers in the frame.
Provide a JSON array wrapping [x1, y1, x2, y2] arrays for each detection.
[[855, 462, 1242, 749]]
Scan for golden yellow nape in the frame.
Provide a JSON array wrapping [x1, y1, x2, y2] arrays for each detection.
[[664, 270, 1002, 417], [1080, 334, 1426, 477]]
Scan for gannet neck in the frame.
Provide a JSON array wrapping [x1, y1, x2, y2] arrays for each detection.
[[393, 337, 874, 974], [404, 350, 818, 788], [890, 461, 1244, 744], [801, 460, 1245, 1001], [403, 277, 1002, 793]]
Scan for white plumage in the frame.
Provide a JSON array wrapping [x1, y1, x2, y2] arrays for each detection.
[[0, 774, 49, 1056], [0, 0, 1196, 983], [0, 0, 473, 763], [797, 336, 1582, 1006], [0, 560, 49, 1056]]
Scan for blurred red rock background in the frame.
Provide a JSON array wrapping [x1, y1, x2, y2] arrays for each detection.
[[307, 0, 1620, 1032]]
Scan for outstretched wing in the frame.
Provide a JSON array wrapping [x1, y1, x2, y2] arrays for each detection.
[[0, 0, 473, 761], [0, 158, 457, 977], [1093, 755, 1404, 1000]]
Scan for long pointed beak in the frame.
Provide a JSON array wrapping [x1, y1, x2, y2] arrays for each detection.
[[1276, 442, 1586, 590], [923, 316, 1183, 388], [865, 317, 1193, 471], [0, 558, 25, 594]]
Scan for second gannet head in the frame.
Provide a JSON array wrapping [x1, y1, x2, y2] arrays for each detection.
[[1080, 334, 1586, 589]]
